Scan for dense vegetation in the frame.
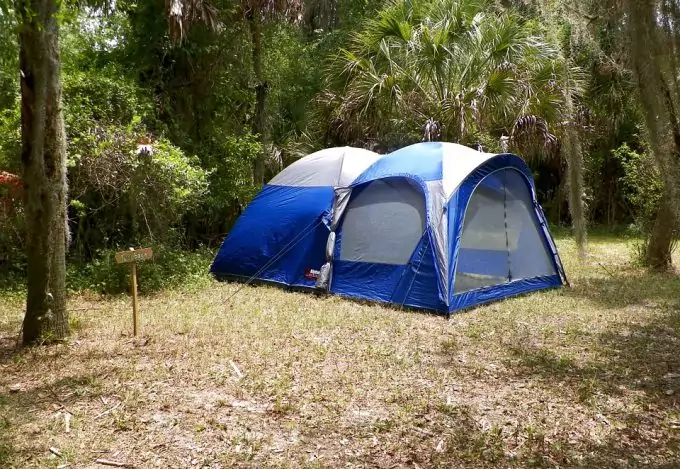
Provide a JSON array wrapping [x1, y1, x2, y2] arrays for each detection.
[[0, 0, 678, 295]]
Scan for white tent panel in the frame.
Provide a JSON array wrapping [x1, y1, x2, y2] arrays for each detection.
[[426, 179, 449, 300], [440, 144, 497, 197], [268, 147, 382, 187]]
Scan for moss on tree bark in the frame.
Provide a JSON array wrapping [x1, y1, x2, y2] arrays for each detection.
[[623, 0, 680, 269], [18, 0, 70, 344]]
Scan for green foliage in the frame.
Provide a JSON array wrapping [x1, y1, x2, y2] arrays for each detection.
[[0, 0, 18, 113], [184, 132, 261, 243], [0, 108, 23, 281], [68, 122, 209, 254], [0, 7, 22, 285], [57, 24, 210, 254], [320, 0, 579, 149], [67, 246, 215, 294], [265, 24, 324, 149], [0, 2, 19, 171], [0, 202, 25, 286], [63, 66, 155, 131], [0, 106, 20, 173], [202, 133, 261, 208], [614, 143, 664, 232]]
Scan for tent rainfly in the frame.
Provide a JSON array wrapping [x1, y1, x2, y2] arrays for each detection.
[[210, 142, 568, 315]]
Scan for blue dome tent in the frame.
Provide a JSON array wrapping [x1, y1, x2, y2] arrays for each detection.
[[210, 142, 568, 315]]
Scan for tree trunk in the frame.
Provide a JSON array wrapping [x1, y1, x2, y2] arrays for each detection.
[[623, 0, 680, 270], [249, 14, 267, 186], [564, 127, 587, 256], [18, 0, 70, 344], [561, 86, 587, 257], [645, 195, 676, 270]]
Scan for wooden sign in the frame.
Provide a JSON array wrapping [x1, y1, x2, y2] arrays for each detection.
[[115, 248, 153, 264], [115, 248, 153, 337]]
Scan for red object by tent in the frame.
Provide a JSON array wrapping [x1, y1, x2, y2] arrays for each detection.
[[0, 171, 23, 215]]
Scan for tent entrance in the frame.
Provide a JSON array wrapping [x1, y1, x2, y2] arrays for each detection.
[[329, 177, 427, 303], [453, 168, 558, 294]]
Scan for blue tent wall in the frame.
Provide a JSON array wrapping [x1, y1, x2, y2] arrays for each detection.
[[330, 229, 445, 311], [210, 184, 333, 288]]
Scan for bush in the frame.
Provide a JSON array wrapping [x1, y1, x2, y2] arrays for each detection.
[[67, 245, 216, 295], [0, 167, 25, 285], [184, 132, 261, 246], [68, 122, 209, 256], [611, 143, 675, 264], [0, 209, 25, 288], [614, 143, 664, 233], [0, 106, 20, 174]]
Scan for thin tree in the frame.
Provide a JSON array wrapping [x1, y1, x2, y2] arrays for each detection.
[[243, 0, 303, 184], [619, 0, 680, 269], [16, 0, 70, 343]]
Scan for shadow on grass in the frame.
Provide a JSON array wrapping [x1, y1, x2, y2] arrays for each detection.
[[567, 268, 680, 310], [0, 396, 14, 468], [503, 305, 680, 467], [428, 308, 680, 467], [0, 335, 20, 366], [0, 369, 118, 467], [430, 266, 680, 467]]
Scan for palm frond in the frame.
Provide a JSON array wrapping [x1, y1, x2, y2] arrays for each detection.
[[319, 0, 584, 149], [166, 0, 219, 42], [509, 115, 559, 160]]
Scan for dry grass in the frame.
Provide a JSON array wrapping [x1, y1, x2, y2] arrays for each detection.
[[1, 236, 679, 468]]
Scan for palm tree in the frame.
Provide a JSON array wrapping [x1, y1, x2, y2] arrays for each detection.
[[330, 0, 569, 138], [323, 0, 588, 251]]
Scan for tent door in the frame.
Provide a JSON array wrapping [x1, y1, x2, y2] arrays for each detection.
[[328, 178, 427, 303]]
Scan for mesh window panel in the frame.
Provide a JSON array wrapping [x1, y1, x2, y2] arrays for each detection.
[[504, 170, 556, 281], [340, 179, 425, 265], [453, 169, 557, 294]]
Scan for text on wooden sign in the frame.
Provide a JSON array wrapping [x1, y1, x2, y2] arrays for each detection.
[[115, 248, 153, 264]]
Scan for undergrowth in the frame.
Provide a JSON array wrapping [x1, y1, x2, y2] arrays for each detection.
[[0, 246, 216, 296]]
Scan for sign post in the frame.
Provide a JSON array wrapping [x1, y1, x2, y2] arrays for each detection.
[[115, 248, 153, 336]]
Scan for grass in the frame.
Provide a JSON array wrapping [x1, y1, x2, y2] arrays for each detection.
[[0, 235, 679, 468]]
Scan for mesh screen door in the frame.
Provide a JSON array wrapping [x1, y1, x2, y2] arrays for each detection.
[[453, 169, 557, 293], [339, 179, 426, 265]]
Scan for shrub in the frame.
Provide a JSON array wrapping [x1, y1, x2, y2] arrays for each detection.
[[614, 143, 664, 233], [67, 245, 216, 295], [185, 132, 261, 246], [68, 122, 209, 256], [0, 199, 25, 287], [0, 106, 20, 174]]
